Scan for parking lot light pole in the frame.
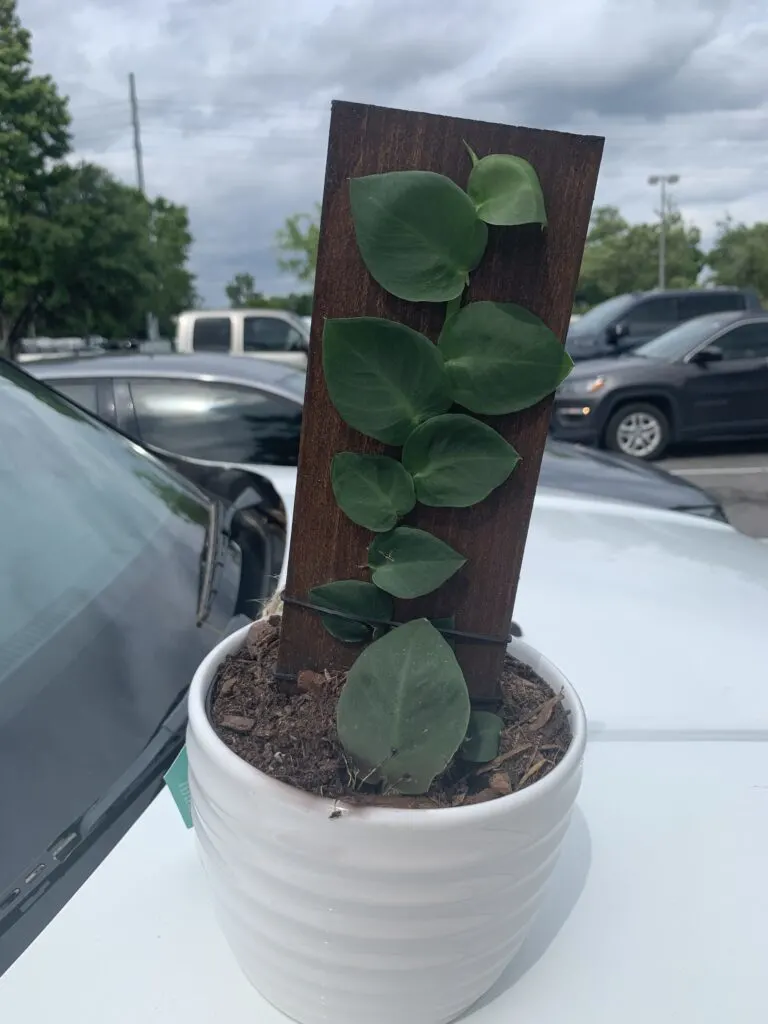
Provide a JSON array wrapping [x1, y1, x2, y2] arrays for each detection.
[[648, 174, 680, 290]]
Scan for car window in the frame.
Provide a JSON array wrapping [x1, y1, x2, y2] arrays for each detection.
[[243, 317, 295, 352], [713, 322, 768, 361], [567, 294, 635, 334], [192, 318, 231, 353], [635, 314, 739, 362], [623, 297, 678, 326], [678, 293, 745, 318], [46, 379, 99, 414], [128, 378, 302, 465], [0, 364, 212, 906]]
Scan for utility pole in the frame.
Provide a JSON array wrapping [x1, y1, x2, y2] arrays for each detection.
[[648, 174, 679, 290], [129, 72, 157, 339]]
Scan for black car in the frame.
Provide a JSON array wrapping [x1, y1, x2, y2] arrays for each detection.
[[0, 360, 285, 975], [567, 288, 762, 361], [32, 352, 726, 520], [552, 311, 768, 459]]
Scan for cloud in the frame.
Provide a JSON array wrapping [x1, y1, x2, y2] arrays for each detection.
[[19, 0, 768, 304]]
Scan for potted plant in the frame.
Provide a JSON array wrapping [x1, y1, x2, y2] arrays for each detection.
[[187, 104, 599, 1024]]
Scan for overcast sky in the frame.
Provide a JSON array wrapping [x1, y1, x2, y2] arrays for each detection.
[[21, 0, 768, 305]]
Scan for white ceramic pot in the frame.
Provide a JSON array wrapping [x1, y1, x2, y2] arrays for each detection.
[[187, 622, 587, 1024]]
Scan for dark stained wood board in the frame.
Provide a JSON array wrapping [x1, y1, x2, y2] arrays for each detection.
[[277, 100, 603, 700]]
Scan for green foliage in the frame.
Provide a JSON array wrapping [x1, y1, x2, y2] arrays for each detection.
[[309, 580, 393, 644], [576, 205, 704, 307], [460, 710, 504, 762], [275, 204, 320, 283], [312, 145, 568, 791], [323, 317, 451, 444], [336, 620, 470, 794], [0, 2, 196, 354], [439, 301, 572, 414], [368, 527, 466, 599], [332, 452, 415, 532], [707, 218, 768, 303], [402, 414, 520, 507], [349, 171, 488, 301], [466, 151, 547, 227], [225, 273, 313, 316]]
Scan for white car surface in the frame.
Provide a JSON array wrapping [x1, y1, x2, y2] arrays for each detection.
[[3, 488, 768, 1023]]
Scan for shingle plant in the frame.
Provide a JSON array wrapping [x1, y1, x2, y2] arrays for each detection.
[[308, 146, 573, 796]]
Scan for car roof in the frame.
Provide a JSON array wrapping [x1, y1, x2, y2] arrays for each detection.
[[628, 287, 757, 298], [32, 352, 306, 393]]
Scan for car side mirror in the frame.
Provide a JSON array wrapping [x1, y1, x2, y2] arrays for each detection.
[[607, 322, 628, 345], [691, 345, 723, 366]]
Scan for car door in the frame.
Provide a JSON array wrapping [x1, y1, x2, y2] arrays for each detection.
[[614, 296, 679, 351], [122, 377, 303, 467], [242, 315, 308, 368], [681, 322, 768, 435]]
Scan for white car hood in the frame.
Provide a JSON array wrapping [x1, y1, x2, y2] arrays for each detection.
[[3, 486, 768, 1022]]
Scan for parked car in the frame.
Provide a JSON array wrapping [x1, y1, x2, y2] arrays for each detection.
[[553, 311, 768, 459], [32, 352, 727, 519], [3, 473, 768, 1018], [566, 287, 762, 361], [0, 359, 286, 975], [174, 309, 309, 367]]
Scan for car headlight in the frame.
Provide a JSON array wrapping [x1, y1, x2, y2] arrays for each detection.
[[558, 375, 606, 396]]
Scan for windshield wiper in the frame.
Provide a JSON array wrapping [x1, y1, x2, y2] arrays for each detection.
[[0, 697, 187, 938], [196, 499, 226, 626]]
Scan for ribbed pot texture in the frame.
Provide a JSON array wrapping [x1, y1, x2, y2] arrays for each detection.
[[187, 622, 587, 1024]]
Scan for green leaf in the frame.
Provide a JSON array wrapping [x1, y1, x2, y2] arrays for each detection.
[[323, 317, 451, 445], [349, 171, 488, 302], [308, 580, 394, 644], [332, 453, 415, 532], [336, 619, 470, 794], [439, 301, 570, 415], [461, 710, 504, 762], [403, 413, 519, 507], [369, 526, 466, 599], [430, 615, 456, 649], [467, 154, 547, 227]]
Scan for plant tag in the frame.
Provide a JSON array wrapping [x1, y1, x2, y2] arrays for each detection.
[[164, 745, 193, 829]]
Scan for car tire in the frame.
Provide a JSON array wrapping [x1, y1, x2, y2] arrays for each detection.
[[604, 402, 670, 461]]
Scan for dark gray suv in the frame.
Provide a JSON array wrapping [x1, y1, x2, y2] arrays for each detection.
[[567, 288, 762, 361], [552, 312, 768, 459]]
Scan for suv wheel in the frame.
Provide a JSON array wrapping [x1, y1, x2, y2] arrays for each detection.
[[605, 402, 670, 461]]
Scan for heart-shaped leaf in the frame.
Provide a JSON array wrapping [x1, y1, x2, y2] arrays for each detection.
[[308, 580, 394, 644], [467, 153, 547, 227], [403, 413, 520, 507], [439, 301, 571, 415], [332, 453, 415, 532], [323, 317, 451, 444], [349, 171, 488, 302], [460, 710, 504, 762], [336, 619, 470, 794], [369, 526, 465, 599]]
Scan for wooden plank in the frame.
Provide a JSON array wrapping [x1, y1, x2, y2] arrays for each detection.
[[277, 100, 603, 700]]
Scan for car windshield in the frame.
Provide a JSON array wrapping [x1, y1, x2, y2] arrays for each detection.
[[568, 294, 635, 334], [0, 362, 212, 923], [633, 314, 736, 362]]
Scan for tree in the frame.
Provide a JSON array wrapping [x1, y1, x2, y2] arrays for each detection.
[[29, 163, 156, 340], [147, 197, 197, 336], [224, 272, 312, 316], [225, 272, 264, 307], [0, 0, 71, 355], [575, 205, 704, 308], [707, 218, 768, 303], [274, 204, 320, 282]]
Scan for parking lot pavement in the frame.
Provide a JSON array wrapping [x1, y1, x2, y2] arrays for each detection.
[[660, 443, 768, 538]]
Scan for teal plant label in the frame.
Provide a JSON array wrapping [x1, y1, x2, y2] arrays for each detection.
[[164, 745, 193, 829]]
